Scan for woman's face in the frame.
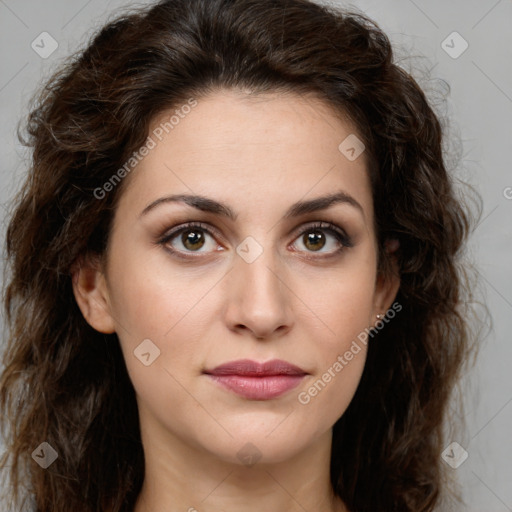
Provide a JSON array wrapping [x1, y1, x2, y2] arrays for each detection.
[[74, 89, 399, 465]]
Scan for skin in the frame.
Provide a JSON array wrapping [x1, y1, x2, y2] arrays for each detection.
[[72, 88, 400, 512]]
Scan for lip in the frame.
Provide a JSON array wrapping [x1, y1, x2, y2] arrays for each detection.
[[203, 359, 308, 400]]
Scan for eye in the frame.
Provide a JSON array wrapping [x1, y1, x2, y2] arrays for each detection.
[[159, 222, 221, 256], [157, 220, 353, 259], [290, 221, 353, 256]]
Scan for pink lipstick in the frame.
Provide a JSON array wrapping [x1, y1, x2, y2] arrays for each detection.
[[203, 359, 307, 400]]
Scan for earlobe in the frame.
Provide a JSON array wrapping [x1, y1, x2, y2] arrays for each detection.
[[71, 255, 116, 334]]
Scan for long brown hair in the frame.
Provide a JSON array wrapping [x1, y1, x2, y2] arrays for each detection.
[[1, 0, 482, 510]]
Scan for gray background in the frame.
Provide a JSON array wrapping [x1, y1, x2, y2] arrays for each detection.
[[1, 0, 511, 511]]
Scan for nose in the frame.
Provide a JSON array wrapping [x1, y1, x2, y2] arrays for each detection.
[[223, 244, 294, 340]]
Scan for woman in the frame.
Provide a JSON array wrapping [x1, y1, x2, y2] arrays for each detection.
[[0, 0, 481, 510]]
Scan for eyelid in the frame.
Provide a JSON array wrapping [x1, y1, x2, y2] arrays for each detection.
[[157, 221, 223, 245], [157, 219, 352, 257], [292, 220, 352, 246]]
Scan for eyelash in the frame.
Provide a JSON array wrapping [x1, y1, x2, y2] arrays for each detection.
[[157, 221, 353, 260]]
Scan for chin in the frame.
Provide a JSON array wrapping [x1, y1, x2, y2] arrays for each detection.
[[203, 429, 313, 467]]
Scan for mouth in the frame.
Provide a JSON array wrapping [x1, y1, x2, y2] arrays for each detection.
[[202, 359, 308, 400]]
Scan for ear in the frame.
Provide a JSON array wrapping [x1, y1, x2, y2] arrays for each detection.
[[372, 238, 401, 320], [71, 254, 116, 334]]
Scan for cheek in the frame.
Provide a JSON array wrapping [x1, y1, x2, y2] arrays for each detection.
[[105, 241, 223, 389], [105, 247, 208, 409], [106, 240, 206, 338], [298, 348, 367, 431], [291, 260, 375, 420], [293, 272, 374, 425], [294, 256, 377, 344]]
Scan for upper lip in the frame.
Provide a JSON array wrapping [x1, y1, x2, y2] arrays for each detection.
[[203, 359, 308, 376]]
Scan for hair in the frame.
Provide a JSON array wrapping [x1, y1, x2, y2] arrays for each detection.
[[0, 0, 483, 511]]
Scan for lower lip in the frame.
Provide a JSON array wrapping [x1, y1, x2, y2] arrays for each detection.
[[206, 374, 306, 400]]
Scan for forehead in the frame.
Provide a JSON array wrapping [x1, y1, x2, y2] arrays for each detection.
[[117, 89, 373, 225]]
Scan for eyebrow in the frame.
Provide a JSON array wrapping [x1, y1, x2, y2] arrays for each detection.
[[139, 191, 364, 220]]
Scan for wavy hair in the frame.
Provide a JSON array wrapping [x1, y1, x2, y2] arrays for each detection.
[[1, 0, 482, 510]]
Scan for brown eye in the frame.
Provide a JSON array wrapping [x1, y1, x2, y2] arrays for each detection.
[[160, 222, 220, 255], [292, 222, 352, 256], [302, 230, 326, 251], [180, 229, 206, 251]]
